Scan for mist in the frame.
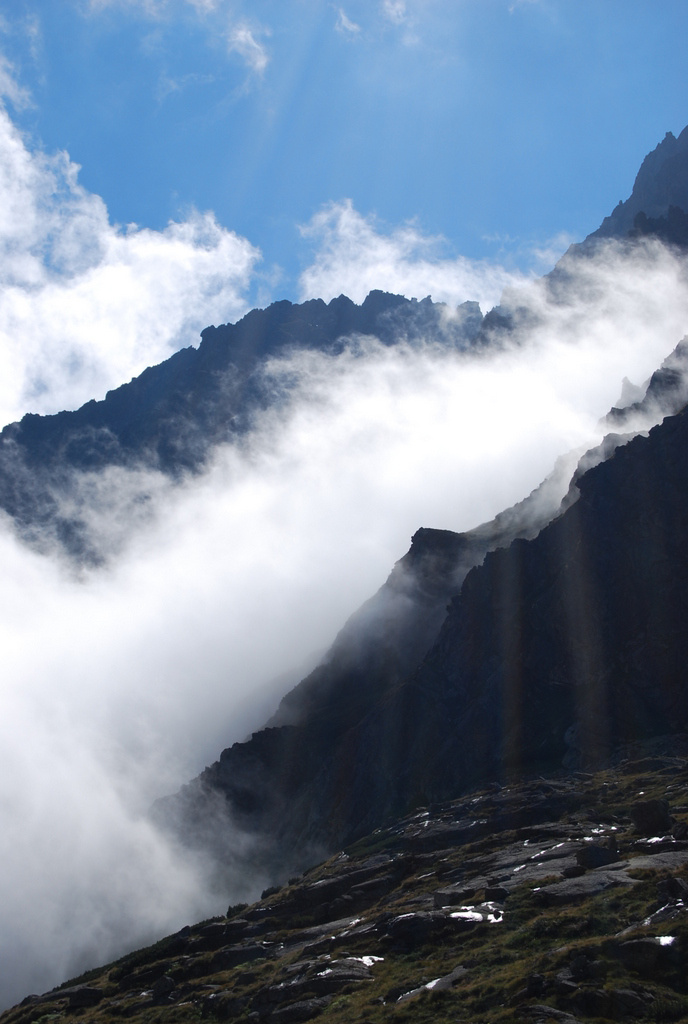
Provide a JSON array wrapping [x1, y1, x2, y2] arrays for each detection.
[[1, 227, 688, 1008], [3, 78, 688, 1008]]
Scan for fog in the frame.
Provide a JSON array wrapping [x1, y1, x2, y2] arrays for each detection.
[[2, 92, 688, 1009]]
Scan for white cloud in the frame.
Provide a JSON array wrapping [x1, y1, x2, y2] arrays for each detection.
[[2, 29, 688, 1014], [2, 209, 688, 1008], [185, 0, 221, 11], [0, 55, 31, 109], [227, 21, 270, 74], [0, 100, 260, 426], [335, 7, 361, 34], [298, 198, 535, 312], [381, 0, 407, 24]]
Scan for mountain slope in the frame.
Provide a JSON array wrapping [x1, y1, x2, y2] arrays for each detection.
[[156, 398, 688, 875], [6, 756, 688, 1024], [149, 123, 688, 878], [4, 123, 688, 1014]]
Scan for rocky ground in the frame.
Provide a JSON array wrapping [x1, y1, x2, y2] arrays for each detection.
[[5, 750, 688, 1024]]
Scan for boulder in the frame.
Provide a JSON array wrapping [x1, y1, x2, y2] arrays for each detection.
[[631, 799, 673, 835]]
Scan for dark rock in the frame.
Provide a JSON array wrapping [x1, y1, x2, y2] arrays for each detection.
[[66, 986, 104, 1008], [614, 938, 674, 975], [151, 975, 176, 1001], [197, 921, 229, 950], [483, 884, 509, 901], [608, 987, 654, 1018], [270, 996, 333, 1022], [656, 874, 688, 901], [201, 992, 248, 1019], [575, 842, 621, 869], [569, 954, 606, 982], [525, 973, 545, 996], [161, 399, 688, 875], [211, 944, 271, 971], [433, 885, 476, 907], [382, 911, 450, 949], [567, 988, 612, 1017], [224, 918, 250, 942], [631, 799, 673, 835], [428, 963, 469, 991]]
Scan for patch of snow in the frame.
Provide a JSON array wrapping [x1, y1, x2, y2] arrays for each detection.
[[450, 901, 504, 924], [658, 936, 676, 946], [451, 910, 483, 922]]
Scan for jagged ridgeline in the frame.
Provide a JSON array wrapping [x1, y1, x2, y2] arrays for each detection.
[[0, 291, 482, 560], [3, 124, 688, 1024]]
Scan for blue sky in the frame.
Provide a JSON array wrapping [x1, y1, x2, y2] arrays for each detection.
[[0, 0, 686, 422], [7, 0, 688, 279]]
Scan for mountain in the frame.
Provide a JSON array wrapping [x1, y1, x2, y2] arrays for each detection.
[[3, 125, 688, 1019], [150, 125, 688, 878], [155, 395, 688, 878], [590, 125, 688, 245]]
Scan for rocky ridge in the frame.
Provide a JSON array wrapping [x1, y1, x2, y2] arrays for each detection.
[[0, 291, 481, 560], [590, 125, 688, 244]]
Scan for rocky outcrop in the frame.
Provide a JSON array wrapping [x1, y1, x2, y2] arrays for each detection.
[[7, 758, 688, 1024], [605, 337, 688, 430]]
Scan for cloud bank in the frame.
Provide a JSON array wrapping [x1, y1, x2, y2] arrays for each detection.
[[2, 68, 688, 1012], [298, 199, 536, 312], [2, 223, 688, 1008]]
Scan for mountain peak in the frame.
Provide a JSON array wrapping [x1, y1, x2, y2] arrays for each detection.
[[589, 123, 688, 241]]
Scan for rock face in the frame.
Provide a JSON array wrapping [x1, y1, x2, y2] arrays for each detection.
[[157, 400, 688, 871]]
